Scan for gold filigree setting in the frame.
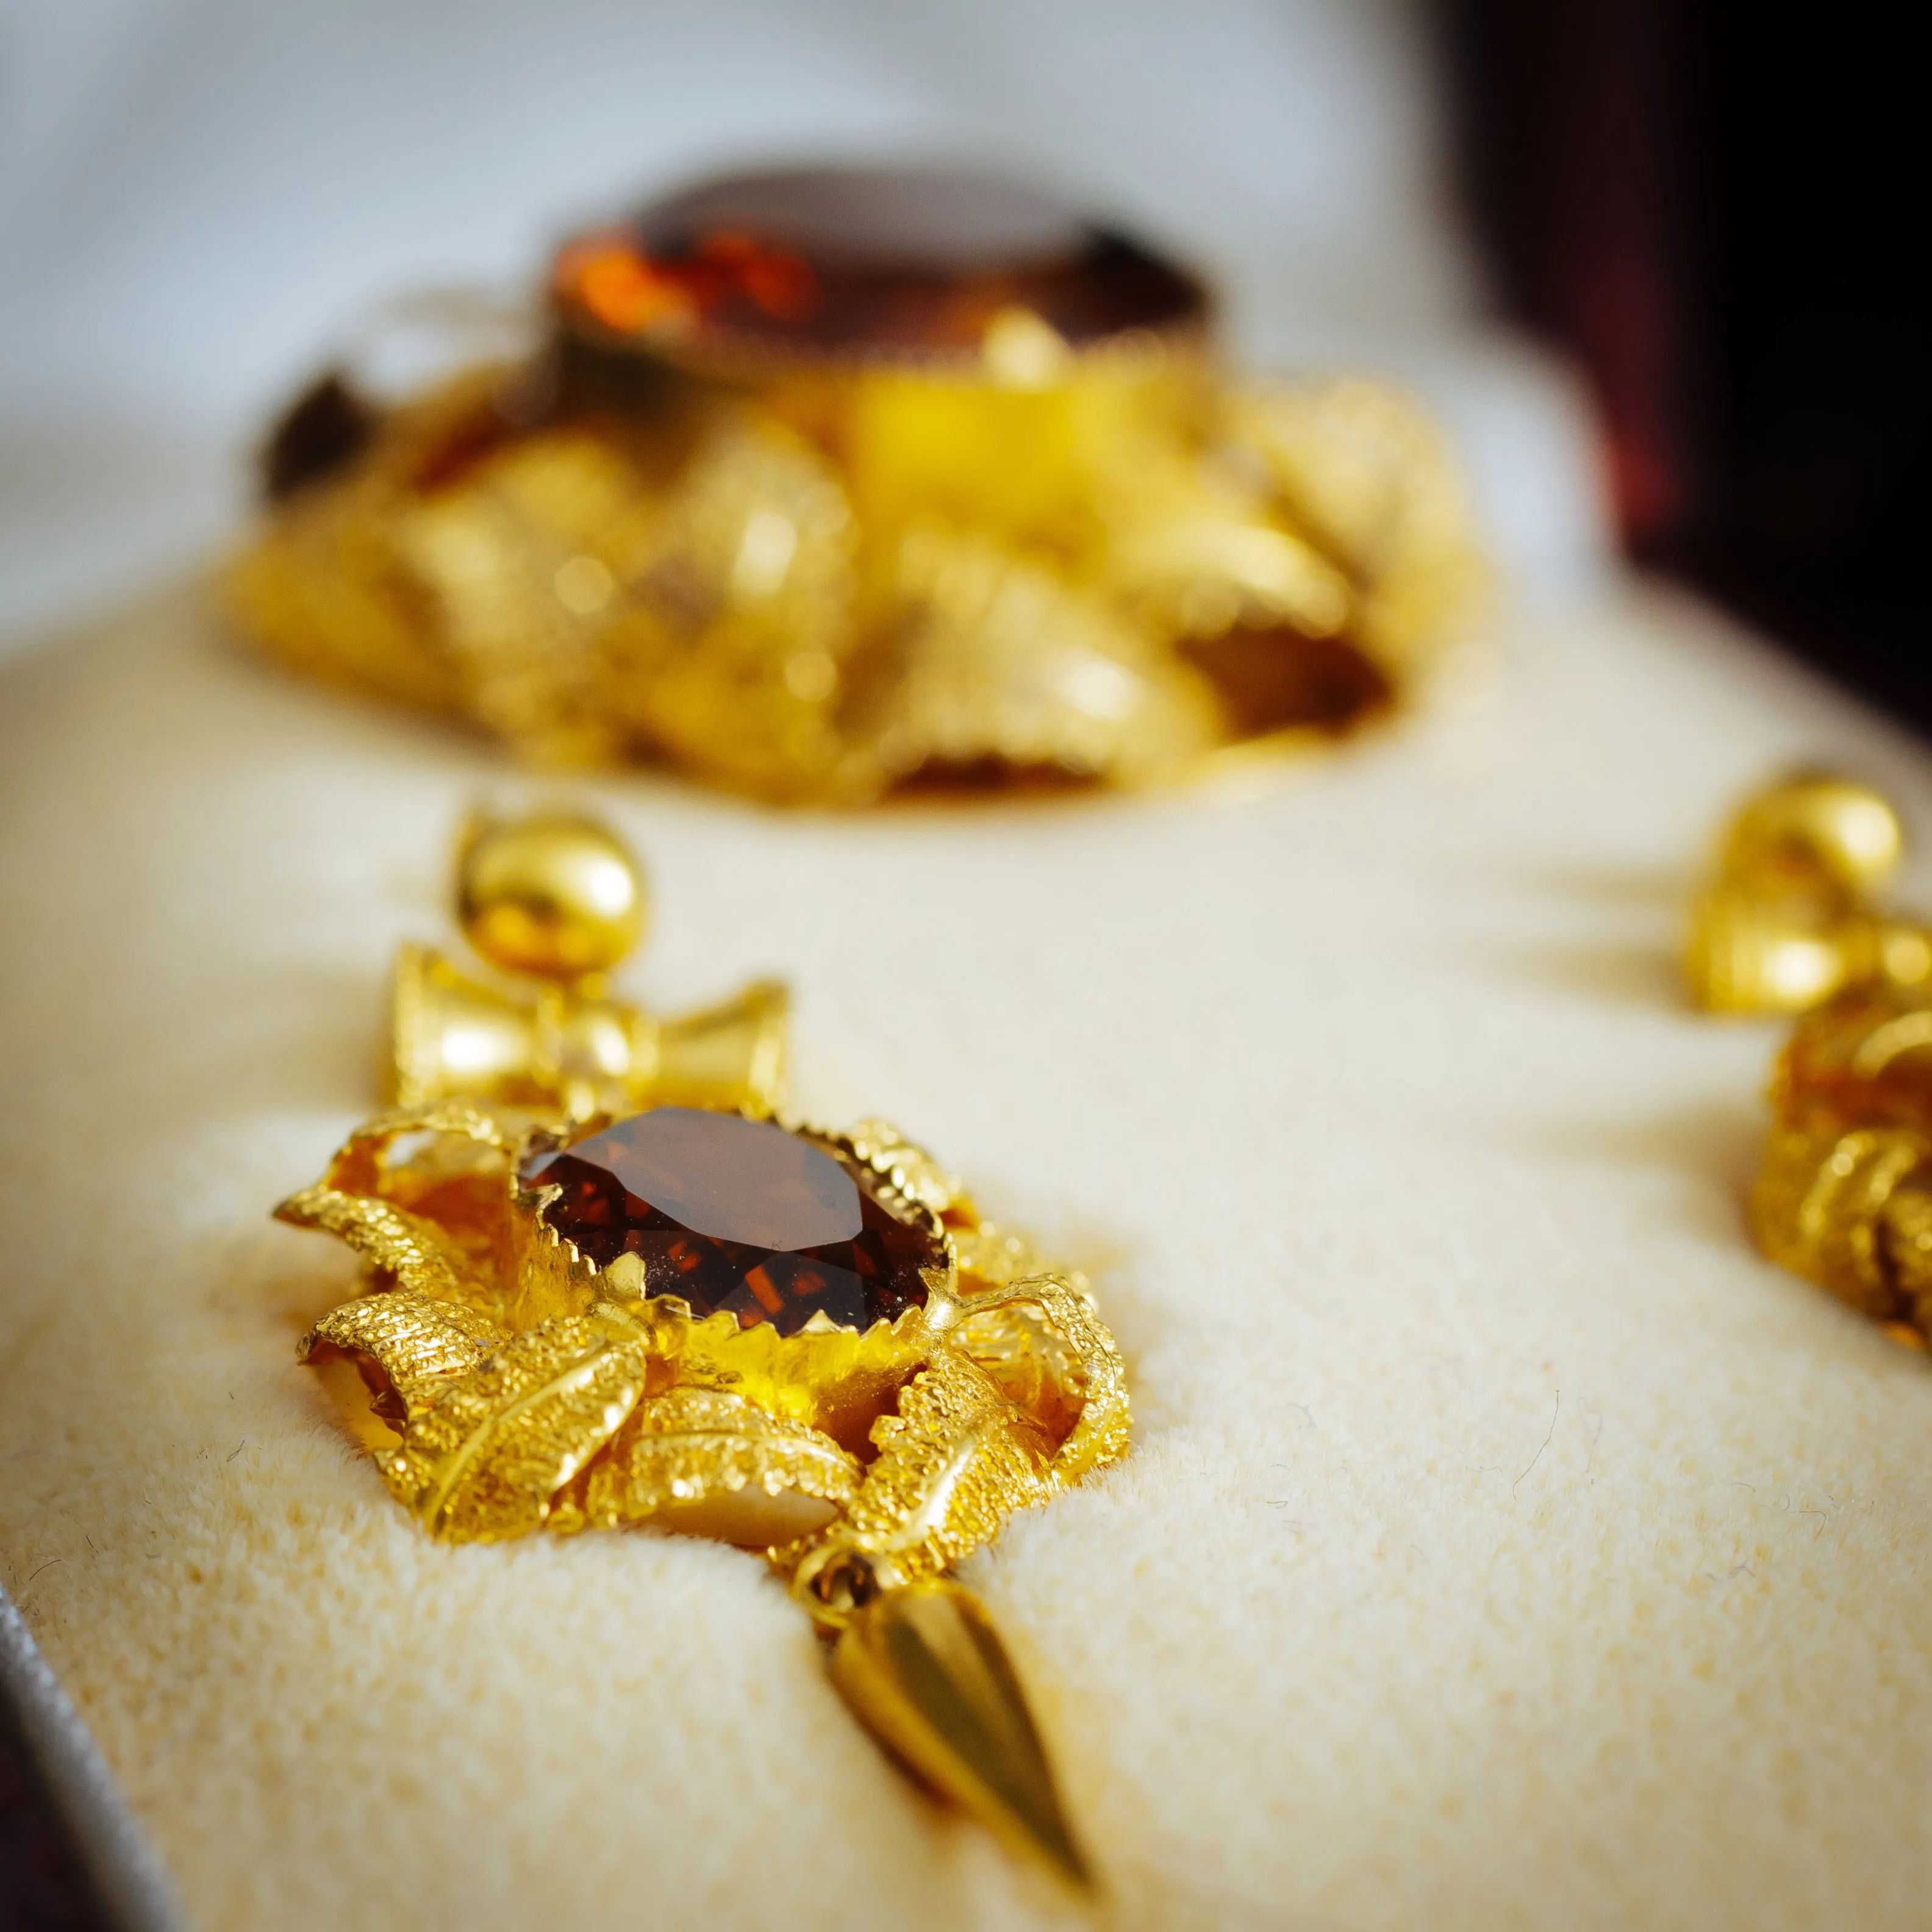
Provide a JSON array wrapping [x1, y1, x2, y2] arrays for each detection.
[[280, 1099, 1126, 1886], [283, 1103, 1125, 1564]]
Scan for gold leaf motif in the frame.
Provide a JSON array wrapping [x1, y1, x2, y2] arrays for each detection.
[[843, 1118, 971, 1220], [320, 1101, 516, 1193], [951, 1303, 1087, 1449], [952, 1223, 1051, 1287], [831, 1350, 1056, 1585], [573, 1387, 861, 1544], [276, 1186, 474, 1304], [384, 1314, 650, 1542], [948, 1273, 1130, 1483], [996, 1274, 1131, 1483], [299, 1290, 506, 1425], [279, 1101, 526, 1313]]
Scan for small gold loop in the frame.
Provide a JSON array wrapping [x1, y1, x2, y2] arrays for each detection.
[[791, 1543, 905, 1631], [952, 1273, 1130, 1482], [323, 1100, 513, 1195]]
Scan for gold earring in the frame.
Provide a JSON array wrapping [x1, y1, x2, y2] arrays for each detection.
[[1688, 775, 1932, 1346], [1684, 771, 1930, 1015], [275, 808, 1126, 1892], [1751, 979, 1932, 1347]]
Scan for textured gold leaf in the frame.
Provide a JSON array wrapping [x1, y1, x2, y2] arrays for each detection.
[[832, 1350, 1056, 1585], [573, 1387, 861, 1542], [843, 1118, 971, 1220], [951, 1302, 1087, 1448], [276, 1186, 476, 1303], [299, 1290, 506, 1425], [951, 1223, 1051, 1288], [277, 1102, 521, 1314], [322, 1101, 515, 1193], [950, 1251, 1127, 1462], [988, 1274, 1131, 1483], [384, 1314, 650, 1542]]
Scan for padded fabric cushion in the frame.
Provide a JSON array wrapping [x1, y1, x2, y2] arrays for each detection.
[[5, 584, 1932, 1931]]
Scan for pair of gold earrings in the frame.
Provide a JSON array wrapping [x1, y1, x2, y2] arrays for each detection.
[[277, 809, 1123, 1893]]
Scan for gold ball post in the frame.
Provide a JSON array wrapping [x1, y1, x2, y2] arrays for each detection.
[[456, 810, 648, 986], [1720, 772, 1904, 903]]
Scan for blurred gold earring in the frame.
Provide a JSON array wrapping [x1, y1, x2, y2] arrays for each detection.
[[1684, 772, 1931, 1014], [1687, 775, 1932, 1344], [1751, 979, 1932, 1347], [390, 807, 789, 1120]]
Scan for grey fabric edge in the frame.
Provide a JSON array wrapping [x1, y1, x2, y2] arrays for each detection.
[[0, 1584, 191, 1932]]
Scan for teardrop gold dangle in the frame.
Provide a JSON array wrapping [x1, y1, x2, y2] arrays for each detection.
[[821, 1565, 1095, 1894]]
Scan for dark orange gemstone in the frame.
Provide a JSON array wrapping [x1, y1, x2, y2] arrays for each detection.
[[520, 1108, 940, 1334], [552, 163, 1207, 363]]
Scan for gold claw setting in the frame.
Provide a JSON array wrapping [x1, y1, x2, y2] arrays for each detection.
[[281, 1100, 1125, 1886]]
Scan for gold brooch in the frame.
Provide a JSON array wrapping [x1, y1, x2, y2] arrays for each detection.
[[278, 810, 1127, 1889], [228, 162, 1484, 804]]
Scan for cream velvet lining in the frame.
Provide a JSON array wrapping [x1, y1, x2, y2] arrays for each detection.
[[5, 585, 1932, 1931]]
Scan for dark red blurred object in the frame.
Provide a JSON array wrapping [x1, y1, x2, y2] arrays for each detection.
[[1438, 0, 1932, 729]]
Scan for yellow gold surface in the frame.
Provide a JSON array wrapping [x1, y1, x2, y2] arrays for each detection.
[[567, 1386, 861, 1545], [388, 809, 789, 1120], [284, 1101, 1128, 1683], [299, 1289, 504, 1422], [285, 1100, 1126, 1862], [831, 1579, 1095, 1893], [456, 810, 647, 982], [823, 1347, 1056, 1588], [229, 326, 1484, 803], [1687, 774, 1932, 1015], [1748, 981, 1932, 1338], [1720, 772, 1903, 900], [276, 813, 1127, 1872], [381, 1311, 653, 1542]]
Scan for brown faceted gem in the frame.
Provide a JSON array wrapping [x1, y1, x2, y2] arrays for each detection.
[[552, 162, 1207, 362], [520, 1107, 941, 1335]]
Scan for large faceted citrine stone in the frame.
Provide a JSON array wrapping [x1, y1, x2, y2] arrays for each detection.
[[520, 1107, 942, 1335]]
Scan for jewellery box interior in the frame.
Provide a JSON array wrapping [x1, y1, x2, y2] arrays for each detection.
[[5, 7, 1931, 1930]]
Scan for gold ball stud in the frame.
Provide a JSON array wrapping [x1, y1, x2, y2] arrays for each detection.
[[456, 810, 647, 982], [1720, 772, 1905, 902]]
